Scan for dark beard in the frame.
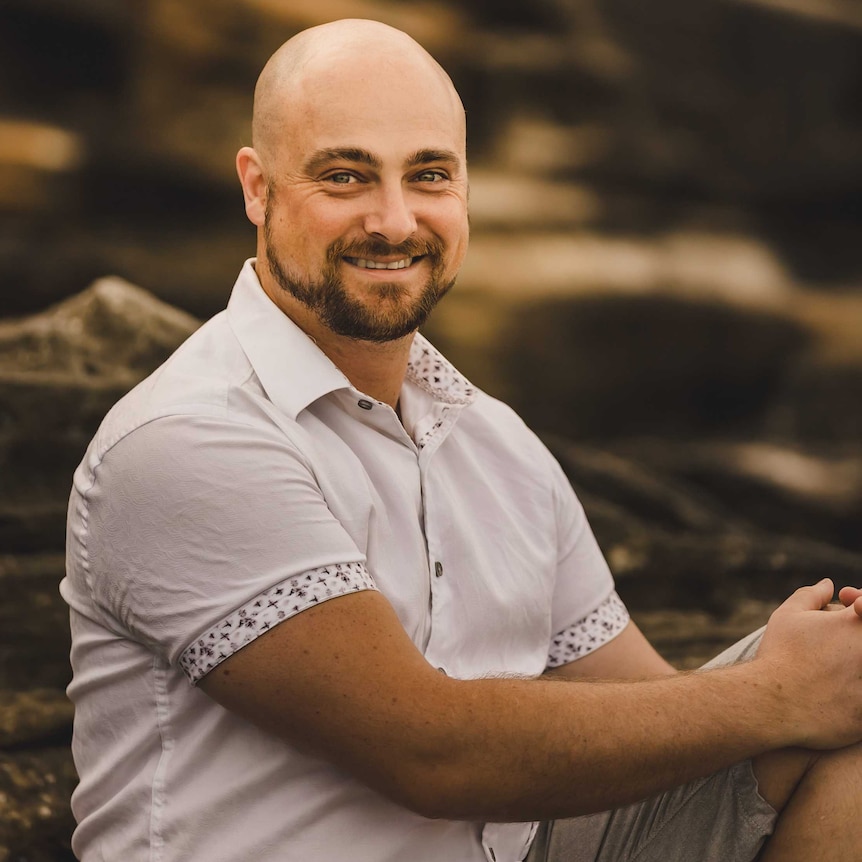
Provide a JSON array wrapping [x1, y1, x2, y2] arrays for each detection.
[[264, 214, 454, 343]]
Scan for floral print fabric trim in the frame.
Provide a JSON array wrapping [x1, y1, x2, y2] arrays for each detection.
[[179, 561, 376, 684], [407, 334, 477, 405], [546, 591, 630, 668]]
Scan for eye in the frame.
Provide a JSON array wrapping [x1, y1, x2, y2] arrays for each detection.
[[414, 169, 448, 183], [325, 171, 360, 185]]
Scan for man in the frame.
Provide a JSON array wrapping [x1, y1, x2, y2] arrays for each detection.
[[62, 18, 862, 862]]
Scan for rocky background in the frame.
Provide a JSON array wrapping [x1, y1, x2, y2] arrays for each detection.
[[2, 0, 861, 858]]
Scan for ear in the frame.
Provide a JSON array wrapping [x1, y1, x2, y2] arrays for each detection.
[[236, 146, 267, 226]]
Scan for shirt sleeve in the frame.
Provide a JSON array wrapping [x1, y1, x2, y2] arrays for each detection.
[[546, 591, 630, 668], [544, 448, 631, 665], [80, 414, 376, 681]]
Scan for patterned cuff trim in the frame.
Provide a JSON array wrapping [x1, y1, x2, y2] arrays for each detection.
[[179, 561, 376, 684], [546, 590, 630, 668]]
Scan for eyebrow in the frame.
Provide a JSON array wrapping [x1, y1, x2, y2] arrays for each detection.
[[302, 146, 462, 175], [404, 148, 462, 169], [303, 148, 382, 174]]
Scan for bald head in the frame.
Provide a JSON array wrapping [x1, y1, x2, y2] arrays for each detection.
[[251, 19, 465, 168]]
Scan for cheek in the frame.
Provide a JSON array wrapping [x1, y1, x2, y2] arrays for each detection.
[[271, 191, 353, 238], [269, 210, 333, 260], [443, 207, 470, 261], [297, 203, 363, 249], [427, 196, 468, 238]]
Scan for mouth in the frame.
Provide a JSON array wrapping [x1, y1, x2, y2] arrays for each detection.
[[343, 256, 420, 270]]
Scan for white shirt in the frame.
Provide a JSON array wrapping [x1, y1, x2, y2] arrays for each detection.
[[62, 260, 628, 862]]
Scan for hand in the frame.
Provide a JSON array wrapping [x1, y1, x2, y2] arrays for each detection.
[[756, 579, 862, 751], [838, 585, 862, 618]]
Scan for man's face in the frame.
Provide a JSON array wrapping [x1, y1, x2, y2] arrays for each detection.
[[258, 55, 469, 343]]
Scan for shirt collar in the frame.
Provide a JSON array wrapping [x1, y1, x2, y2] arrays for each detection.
[[405, 334, 476, 406], [227, 259, 477, 419], [227, 259, 350, 420]]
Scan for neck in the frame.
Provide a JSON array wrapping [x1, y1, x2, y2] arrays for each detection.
[[309, 325, 414, 409]]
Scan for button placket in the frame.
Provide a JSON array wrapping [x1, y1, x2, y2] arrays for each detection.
[[415, 401, 465, 672], [346, 391, 416, 450], [421, 454, 452, 673]]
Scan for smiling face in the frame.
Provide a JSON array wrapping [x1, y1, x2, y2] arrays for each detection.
[[242, 26, 469, 343]]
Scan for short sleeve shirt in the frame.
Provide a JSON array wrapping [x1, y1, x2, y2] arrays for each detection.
[[61, 260, 628, 862]]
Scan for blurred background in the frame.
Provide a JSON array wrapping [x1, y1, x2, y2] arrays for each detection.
[[1, 1, 861, 858]]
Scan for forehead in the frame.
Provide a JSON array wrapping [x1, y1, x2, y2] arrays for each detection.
[[279, 52, 465, 167]]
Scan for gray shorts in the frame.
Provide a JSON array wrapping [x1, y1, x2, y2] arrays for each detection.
[[526, 628, 778, 862]]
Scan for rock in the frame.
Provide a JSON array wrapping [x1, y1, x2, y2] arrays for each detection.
[[0, 747, 77, 862], [768, 355, 862, 445], [608, 525, 862, 615], [0, 555, 69, 691], [546, 435, 862, 615], [458, 229, 795, 302], [121, 0, 469, 188], [592, 0, 862, 208], [2, 0, 861, 320], [610, 438, 862, 553], [0, 691, 73, 749], [0, 120, 83, 214], [496, 292, 810, 441], [0, 275, 200, 379], [540, 434, 736, 533], [0, 280, 199, 552], [631, 598, 776, 669]]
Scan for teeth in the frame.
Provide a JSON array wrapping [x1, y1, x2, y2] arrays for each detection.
[[347, 257, 413, 270]]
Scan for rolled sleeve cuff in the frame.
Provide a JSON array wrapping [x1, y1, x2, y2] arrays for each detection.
[[179, 561, 376, 684], [546, 590, 630, 669]]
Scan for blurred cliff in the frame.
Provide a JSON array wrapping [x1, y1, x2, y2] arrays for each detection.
[[2, 0, 861, 436], [1, 1, 861, 858]]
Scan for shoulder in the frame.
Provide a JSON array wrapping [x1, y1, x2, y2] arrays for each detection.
[[76, 311, 273, 485]]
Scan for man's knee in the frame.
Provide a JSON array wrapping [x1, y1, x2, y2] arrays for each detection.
[[755, 739, 862, 814], [752, 747, 820, 813]]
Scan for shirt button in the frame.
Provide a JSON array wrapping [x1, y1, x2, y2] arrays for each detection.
[[357, 399, 373, 410], [434, 561, 443, 578]]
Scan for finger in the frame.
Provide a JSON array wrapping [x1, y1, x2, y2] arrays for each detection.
[[855, 596, 862, 619], [779, 579, 835, 614], [838, 586, 862, 608]]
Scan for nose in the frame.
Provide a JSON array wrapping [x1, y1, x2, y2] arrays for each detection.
[[362, 182, 417, 244]]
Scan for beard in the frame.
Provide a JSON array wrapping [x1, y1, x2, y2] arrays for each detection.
[[264, 208, 456, 344]]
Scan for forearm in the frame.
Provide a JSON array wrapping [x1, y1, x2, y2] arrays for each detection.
[[202, 585, 862, 823], [386, 662, 785, 821]]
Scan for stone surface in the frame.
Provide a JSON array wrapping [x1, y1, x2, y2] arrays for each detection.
[[611, 439, 862, 553], [0, 275, 200, 379], [0, 691, 73, 749], [0, 555, 69, 691], [545, 436, 862, 615], [2, 0, 861, 316], [0, 747, 77, 862], [494, 292, 810, 440], [0, 281, 200, 553]]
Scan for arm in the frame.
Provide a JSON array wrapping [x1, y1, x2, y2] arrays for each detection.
[[200, 578, 862, 822]]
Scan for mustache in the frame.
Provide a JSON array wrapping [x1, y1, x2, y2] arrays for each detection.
[[328, 237, 444, 261]]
